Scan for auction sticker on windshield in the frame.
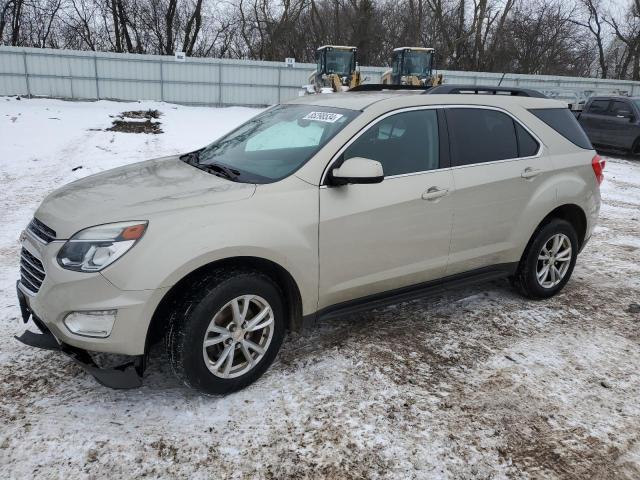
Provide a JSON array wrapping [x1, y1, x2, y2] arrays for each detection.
[[302, 112, 344, 123]]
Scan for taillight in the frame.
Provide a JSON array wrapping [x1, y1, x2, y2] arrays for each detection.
[[592, 154, 605, 185]]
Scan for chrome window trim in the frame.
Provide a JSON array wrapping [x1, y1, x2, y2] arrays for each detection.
[[319, 103, 545, 186], [444, 104, 544, 170], [320, 105, 442, 186]]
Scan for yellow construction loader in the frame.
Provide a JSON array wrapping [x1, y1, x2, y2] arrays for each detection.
[[304, 45, 362, 94], [381, 47, 443, 87]]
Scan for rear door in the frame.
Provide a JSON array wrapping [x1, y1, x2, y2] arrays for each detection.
[[318, 108, 454, 308], [445, 106, 552, 275]]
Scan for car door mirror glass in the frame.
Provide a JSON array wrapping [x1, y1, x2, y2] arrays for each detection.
[[329, 157, 384, 186]]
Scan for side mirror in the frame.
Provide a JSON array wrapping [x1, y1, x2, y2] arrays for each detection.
[[329, 157, 384, 186]]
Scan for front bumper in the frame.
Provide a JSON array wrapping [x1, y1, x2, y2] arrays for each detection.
[[18, 234, 169, 356], [15, 284, 145, 389]]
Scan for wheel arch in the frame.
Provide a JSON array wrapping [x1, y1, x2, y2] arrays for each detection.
[[529, 203, 588, 253], [145, 256, 304, 351], [544, 204, 587, 248]]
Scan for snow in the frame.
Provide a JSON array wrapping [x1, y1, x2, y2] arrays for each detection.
[[1, 97, 640, 478]]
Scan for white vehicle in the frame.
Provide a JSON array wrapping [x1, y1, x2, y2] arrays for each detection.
[[16, 85, 603, 393]]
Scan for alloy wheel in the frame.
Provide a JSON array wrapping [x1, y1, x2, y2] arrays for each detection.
[[536, 233, 572, 289], [202, 295, 274, 379]]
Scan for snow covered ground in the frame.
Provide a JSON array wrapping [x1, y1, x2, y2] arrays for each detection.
[[0, 97, 639, 479]]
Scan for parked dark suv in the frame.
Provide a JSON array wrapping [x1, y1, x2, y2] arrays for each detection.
[[575, 96, 640, 155]]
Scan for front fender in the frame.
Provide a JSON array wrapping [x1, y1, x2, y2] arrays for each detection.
[[101, 176, 319, 315]]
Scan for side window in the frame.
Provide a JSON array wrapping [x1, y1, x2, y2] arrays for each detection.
[[343, 109, 439, 176], [588, 100, 610, 115], [609, 100, 633, 118], [446, 108, 518, 166], [515, 123, 540, 157], [530, 108, 592, 150]]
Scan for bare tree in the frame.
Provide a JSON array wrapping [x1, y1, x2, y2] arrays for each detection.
[[5, 0, 640, 80], [606, 0, 640, 80], [572, 0, 608, 78]]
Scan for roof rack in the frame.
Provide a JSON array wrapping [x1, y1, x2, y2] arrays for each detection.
[[348, 83, 547, 98], [425, 84, 547, 98], [348, 84, 431, 92]]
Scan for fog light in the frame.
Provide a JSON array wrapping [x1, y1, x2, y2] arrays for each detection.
[[64, 310, 116, 338]]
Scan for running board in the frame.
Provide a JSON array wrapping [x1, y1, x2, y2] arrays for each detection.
[[310, 263, 518, 323]]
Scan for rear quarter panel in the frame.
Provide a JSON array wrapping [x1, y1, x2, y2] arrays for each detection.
[[517, 106, 600, 250]]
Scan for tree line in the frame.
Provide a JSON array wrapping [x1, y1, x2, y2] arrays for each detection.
[[1, 0, 640, 79]]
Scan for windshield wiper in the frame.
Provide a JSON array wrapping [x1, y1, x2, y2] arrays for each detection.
[[180, 150, 201, 166], [181, 152, 240, 181], [201, 162, 241, 181]]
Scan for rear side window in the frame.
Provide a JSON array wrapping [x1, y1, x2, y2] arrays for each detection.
[[343, 109, 439, 176], [588, 100, 610, 114], [515, 123, 540, 157], [530, 108, 592, 150], [446, 108, 518, 166]]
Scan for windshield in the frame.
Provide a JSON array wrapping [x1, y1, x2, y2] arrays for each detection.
[[401, 51, 433, 76], [325, 50, 354, 75], [189, 105, 359, 183]]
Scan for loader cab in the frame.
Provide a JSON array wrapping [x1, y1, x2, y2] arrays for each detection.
[[315, 46, 357, 82], [390, 47, 435, 85]]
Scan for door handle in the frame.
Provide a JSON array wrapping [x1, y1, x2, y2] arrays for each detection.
[[521, 167, 542, 179], [422, 186, 449, 201]]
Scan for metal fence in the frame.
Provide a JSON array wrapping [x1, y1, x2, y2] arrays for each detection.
[[2, 46, 640, 106]]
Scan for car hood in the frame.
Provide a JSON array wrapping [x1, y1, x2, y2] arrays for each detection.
[[35, 156, 256, 239]]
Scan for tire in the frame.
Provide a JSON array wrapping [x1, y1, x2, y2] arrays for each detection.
[[631, 137, 640, 157], [166, 269, 285, 394], [513, 218, 579, 299]]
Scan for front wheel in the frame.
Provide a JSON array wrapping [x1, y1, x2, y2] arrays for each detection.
[[166, 270, 285, 394], [513, 219, 579, 299]]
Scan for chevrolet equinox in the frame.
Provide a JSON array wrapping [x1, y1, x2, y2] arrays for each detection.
[[16, 85, 603, 393]]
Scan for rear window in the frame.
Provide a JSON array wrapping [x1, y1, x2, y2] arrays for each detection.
[[530, 108, 593, 150]]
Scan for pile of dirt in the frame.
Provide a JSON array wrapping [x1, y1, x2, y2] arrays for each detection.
[[106, 109, 163, 134], [120, 109, 161, 120]]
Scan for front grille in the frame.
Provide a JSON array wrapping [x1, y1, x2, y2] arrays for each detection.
[[20, 248, 46, 294], [27, 218, 57, 244]]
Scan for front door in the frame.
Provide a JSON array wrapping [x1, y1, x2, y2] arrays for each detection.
[[318, 108, 454, 309], [606, 100, 637, 150], [580, 99, 610, 145]]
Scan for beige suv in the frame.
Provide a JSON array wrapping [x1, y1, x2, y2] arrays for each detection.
[[16, 85, 603, 393]]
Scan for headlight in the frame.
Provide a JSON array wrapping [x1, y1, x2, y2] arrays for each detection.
[[57, 221, 147, 272]]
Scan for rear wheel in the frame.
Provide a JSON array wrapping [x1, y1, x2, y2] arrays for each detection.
[[513, 219, 578, 299], [166, 269, 285, 394]]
